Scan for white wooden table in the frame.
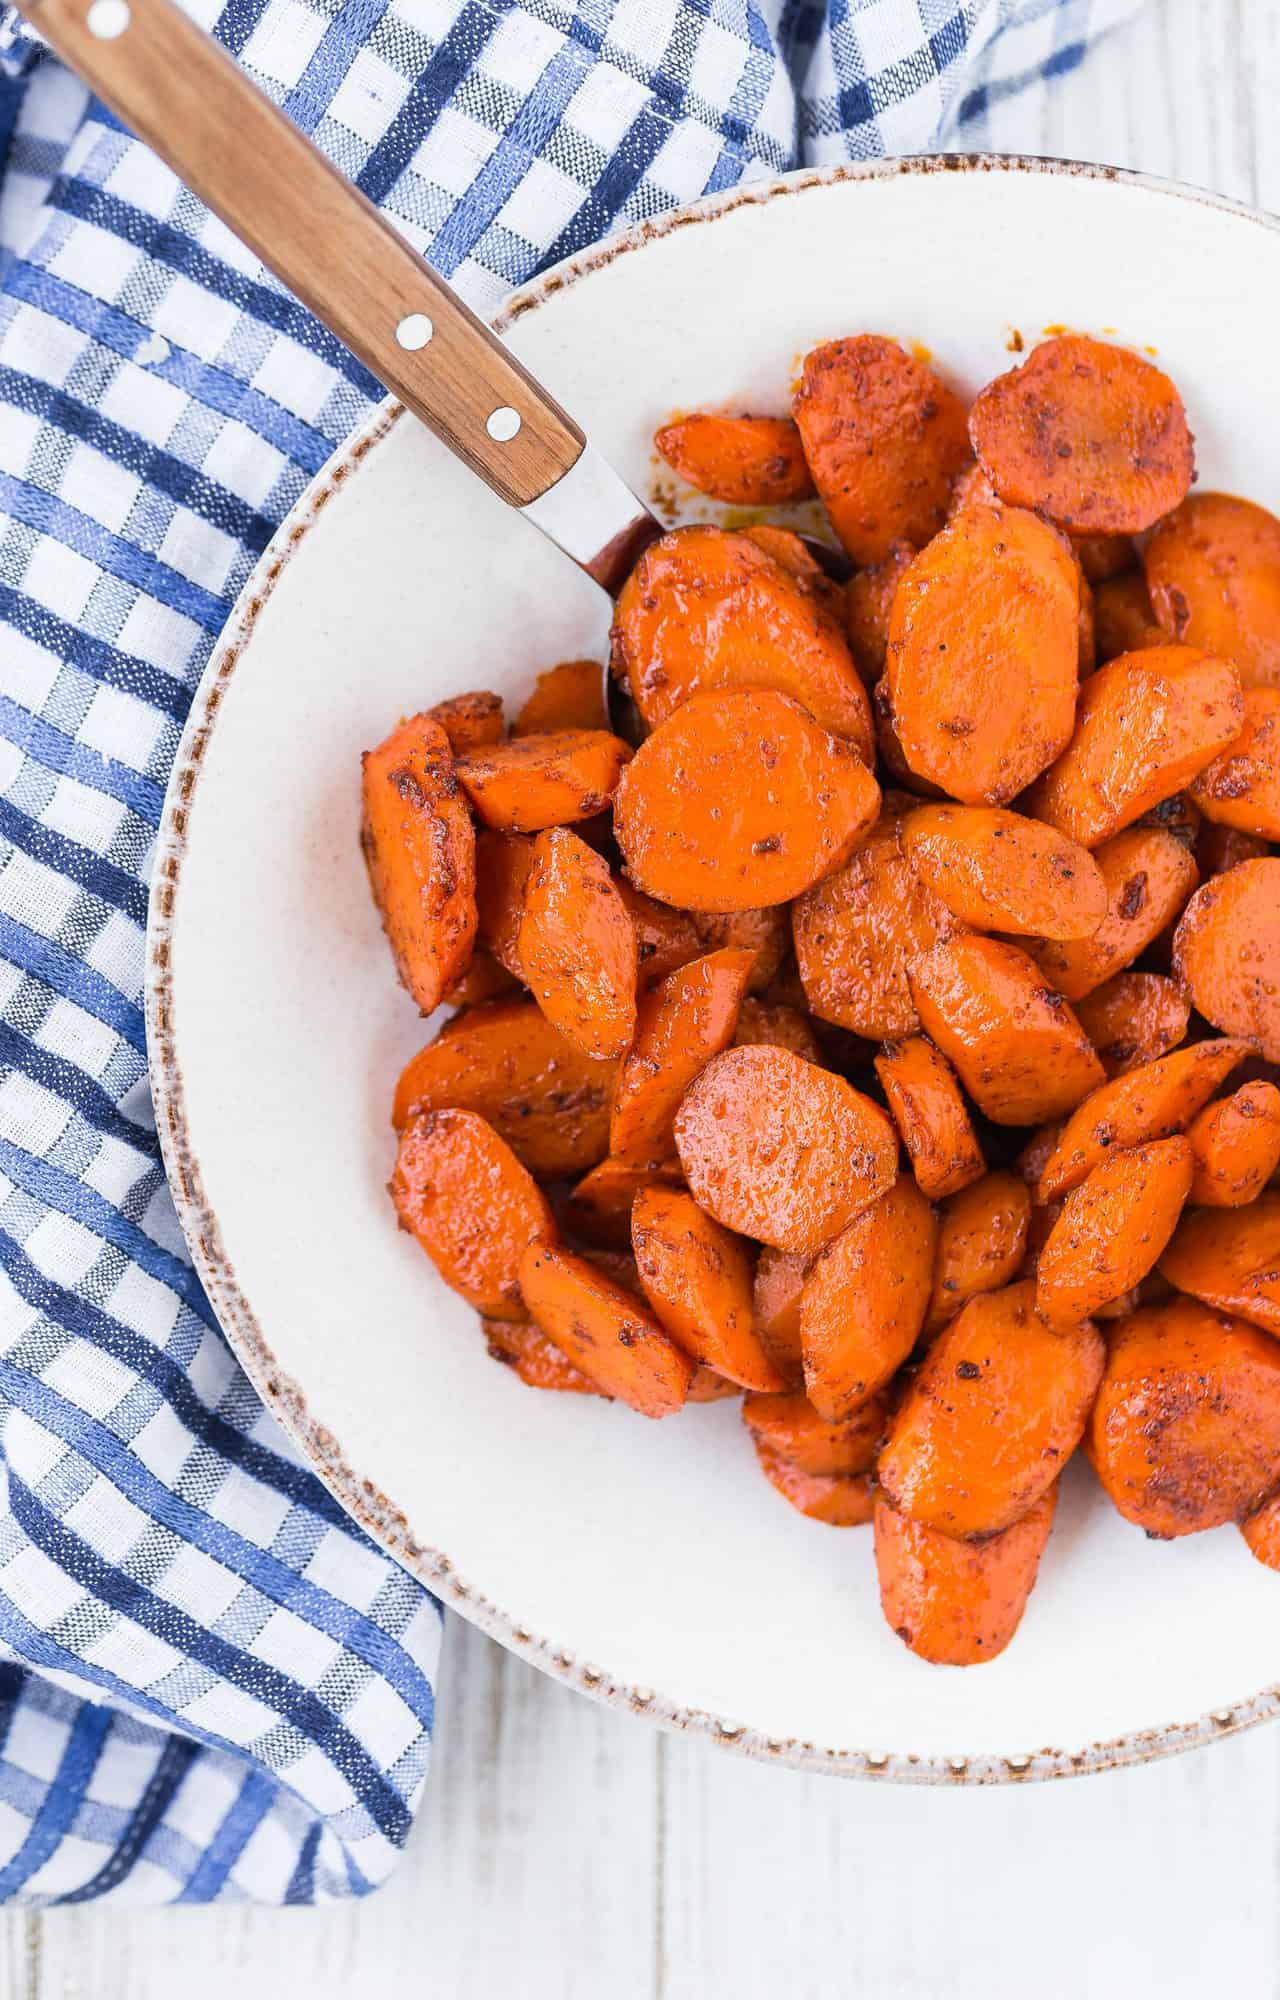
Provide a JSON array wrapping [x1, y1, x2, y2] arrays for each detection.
[[6, 1, 1280, 1988]]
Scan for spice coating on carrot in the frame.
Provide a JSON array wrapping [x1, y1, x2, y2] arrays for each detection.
[[1188, 687, 1280, 840], [610, 946, 755, 1167], [1145, 492, 1280, 689], [692, 906, 789, 992], [519, 1242, 694, 1417], [800, 1175, 937, 1417], [1187, 1082, 1280, 1207], [474, 829, 534, 979], [1172, 859, 1280, 1059], [1159, 1194, 1280, 1337], [1093, 569, 1159, 662], [613, 879, 705, 989], [631, 1184, 783, 1391], [900, 804, 1108, 941], [874, 1035, 986, 1199], [752, 1247, 809, 1387], [428, 689, 505, 754], [456, 728, 632, 833], [1035, 1036, 1253, 1202], [483, 1316, 608, 1396], [752, 1450, 877, 1525], [1073, 972, 1191, 1078], [925, 1171, 1031, 1335], [361, 712, 477, 1016], [874, 1485, 1057, 1667], [742, 1388, 887, 1476], [844, 541, 916, 683], [655, 413, 816, 506], [518, 828, 637, 1060], [1029, 826, 1199, 1002], [1035, 1136, 1193, 1324], [563, 1156, 684, 1249], [392, 1109, 554, 1318], [513, 660, 607, 737], [1242, 1489, 1280, 1571]]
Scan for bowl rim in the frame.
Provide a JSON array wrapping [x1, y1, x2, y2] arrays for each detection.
[[145, 152, 1280, 1786]]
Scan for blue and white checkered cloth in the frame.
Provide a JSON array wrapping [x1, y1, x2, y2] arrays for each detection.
[[0, 0, 1138, 1907]]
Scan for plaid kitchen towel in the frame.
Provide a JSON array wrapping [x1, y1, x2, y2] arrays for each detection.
[[0, 0, 1139, 1907]]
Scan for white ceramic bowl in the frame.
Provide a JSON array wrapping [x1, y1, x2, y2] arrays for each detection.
[[148, 157, 1280, 1783]]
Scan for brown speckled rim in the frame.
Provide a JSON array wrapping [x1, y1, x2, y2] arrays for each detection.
[[147, 155, 1280, 1784]]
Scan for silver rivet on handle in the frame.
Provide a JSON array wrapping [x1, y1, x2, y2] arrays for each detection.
[[87, 0, 131, 35], [395, 313, 434, 351], [486, 406, 522, 442]]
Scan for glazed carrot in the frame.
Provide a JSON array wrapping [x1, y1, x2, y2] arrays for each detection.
[[925, 1171, 1031, 1335], [655, 412, 816, 506], [428, 689, 505, 754], [391, 1108, 554, 1318], [1187, 1082, 1280, 1206], [1145, 493, 1280, 689], [563, 1156, 683, 1249], [844, 541, 915, 683], [752, 1247, 809, 1387], [1188, 687, 1280, 840], [612, 688, 880, 913], [1020, 1196, 1065, 1280], [742, 1389, 887, 1475], [632, 1185, 783, 1391], [791, 806, 958, 1038], [800, 1176, 937, 1417], [517, 828, 637, 1060], [900, 804, 1108, 941], [613, 879, 705, 989], [1073, 971, 1190, 1077], [674, 1045, 898, 1257], [1172, 859, 1280, 1058], [1159, 1195, 1280, 1336], [610, 526, 873, 749], [968, 334, 1194, 533], [1029, 826, 1199, 1002], [687, 1366, 740, 1403], [874, 1486, 1057, 1667], [1242, 1488, 1280, 1570], [878, 1280, 1103, 1538], [874, 1036, 985, 1199], [1024, 646, 1244, 848], [393, 997, 617, 1177], [733, 997, 821, 1062], [1087, 1298, 1280, 1535], [474, 829, 534, 979], [442, 950, 520, 1009], [883, 503, 1079, 804], [740, 524, 825, 582], [1195, 822, 1271, 878], [1134, 791, 1202, 848], [873, 680, 946, 798], [793, 336, 970, 563], [692, 906, 789, 992], [483, 1316, 607, 1396], [752, 1449, 876, 1526], [1016, 1121, 1065, 1190], [1035, 1037, 1253, 1201], [610, 946, 755, 1166], [361, 712, 476, 1015], [1076, 568, 1097, 677], [1035, 1136, 1193, 1324], [455, 728, 631, 833], [1074, 533, 1135, 584], [512, 660, 607, 737], [946, 457, 999, 517], [1092, 569, 1160, 661], [908, 936, 1105, 1126], [519, 1242, 694, 1417]]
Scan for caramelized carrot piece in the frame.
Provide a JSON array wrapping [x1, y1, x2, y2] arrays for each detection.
[[361, 712, 476, 1015], [1241, 1488, 1280, 1570], [872, 681, 946, 799], [1016, 1121, 1065, 1189], [883, 503, 1079, 804], [752, 1247, 809, 1387], [687, 1366, 740, 1403], [1187, 1082, 1280, 1207], [610, 946, 755, 1166], [692, 906, 789, 992], [474, 829, 534, 979], [513, 660, 607, 738], [1087, 1297, 1280, 1534], [1024, 646, 1244, 848], [1188, 687, 1280, 840], [752, 1449, 876, 1525], [1074, 533, 1135, 584], [1145, 493, 1280, 689], [674, 1045, 898, 1257], [428, 690, 505, 753], [968, 334, 1194, 533], [740, 524, 824, 581], [442, 950, 520, 1010], [742, 1389, 887, 1475], [1076, 566, 1097, 677], [1134, 791, 1202, 848], [874, 1485, 1057, 1667], [455, 729, 631, 833], [946, 457, 999, 517], [732, 996, 821, 1062], [519, 1242, 693, 1417], [654, 412, 815, 506], [874, 1036, 985, 1199], [613, 688, 880, 913], [1196, 822, 1271, 878], [1159, 1195, 1280, 1336], [793, 336, 970, 563], [844, 541, 915, 683], [908, 935, 1104, 1126], [1172, 859, 1280, 1058], [563, 1156, 683, 1249], [925, 1171, 1031, 1335], [613, 879, 705, 989], [391, 1108, 554, 1317], [519, 828, 638, 1060], [1029, 826, 1199, 1002], [632, 1185, 782, 1391], [1093, 569, 1160, 661], [900, 804, 1108, 941], [483, 1315, 607, 1396], [1074, 971, 1190, 1077], [800, 1176, 937, 1417], [610, 526, 873, 748], [1035, 1136, 1193, 1324], [878, 1280, 1103, 1537], [1036, 1037, 1253, 1201]]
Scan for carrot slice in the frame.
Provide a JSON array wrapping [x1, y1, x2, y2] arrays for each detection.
[[483, 1316, 607, 1396], [1173, 858, 1280, 1059], [1145, 492, 1280, 689], [874, 1485, 1057, 1667], [1188, 687, 1280, 840], [874, 1035, 985, 1199], [692, 906, 789, 992], [1035, 1136, 1193, 1324], [752, 1247, 809, 1388], [1242, 1488, 1280, 1570], [610, 525, 872, 749], [654, 412, 815, 506], [674, 1045, 898, 1257], [908, 935, 1104, 1126], [752, 1449, 876, 1525], [1076, 567, 1097, 678], [1087, 1297, 1280, 1535], [844, 541, 915, 683], [687, 1366, 740, 1403], [391, 1108, 553, 1317], [631, 1185, 782, 1391], [1074, 533, 1135, 584], [900, 804, 1108, 941], [518, 828, 637, 1060], [925, 1171, 1031, 1336], [361, 712, 476, 1015], [872, 681, 946, 799], [1029, 826, 1199, 1002], [1093, 569, 1160, 661], [613, 687, 880, 913], [563, 1157, 684, 1249], [793, 336, 970, 563], [946, 457, 1000, 518], [800, 1175, 937, 1417], [443, 950, 520, 1010], [513, 660, 607, 737], [519, 1242, 693, 1417], [878, 1280, 1103, 1538], [1160, 1194, 1280, 1336], [1187, 1082, 1280, 1207], [1196, 822, 1271, 878], [612, 879, 705, 989], [883, 503, 1079, 804], [742, 1389, 887, 1475], [968, 334, 1194, 533], [1024, 646, 1244, 848], [428, 690, 505, 754], [1035, 1037, 1253, 1202], [610, 946, 755, 1166], [474, 829, 534, 979], [1073, 971, 1190, 1078], [455, 729, 631, 833], [733, 997, 821, 1062]]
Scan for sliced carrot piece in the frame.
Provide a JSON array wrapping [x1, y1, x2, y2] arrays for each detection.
[[428, 689, 505, 754], [391, 1108, 553, 1317], [1029, 826, 1199, 1002], [900, 804, 1108, 941], [483, 1316, 607, 1396], [873, 680, 947, 799], [1016, 1121, 1065, 1190], [1073, 971, 1190, 1077], [1242, 1488, 1280, 1570], [1134, 791, 1202, 849], [563, 1156, 683, 1249], [474, 829, 534, 979], [519, 1242, 693, 1417], [1036, 1037, 1253, 1202], [455, 729, 631, 833], [908, 935, 1104, 1126], [1074, 533, 1135, 584], [1196, 822, 1271, 877], [612, 878, 705, 989], [1173, 858, 1280, 1059], [946, 457, 999, 517], [1145, 492, 1280, 689], [752, 1449, 876, 1525], [1187, 1081, 1280, 1207], [874, 1485, 1056, 1667], [800, 1176, 937, 1417], [969, 334, 1193, 533], [442, 950, 520, 1010], [513, 660, 607, 738], [361, 712, 476, 1015], [883, 503, 1079, 804], [874, 1036, 985, 1199], [844, 541, 915, 683], [733, 997, 821, 1062], [742, 1389, 887, 1475], [1035, 1136, 1193, 1324], [688, 1366, 740, 1403], [632, 1185, 782, 1391], [674, 1045, 899, 1257], [609, 947, 754, 1166], [613, 687, 880, 913], [692, 906, 789, 992], [1077, 567, 1097, 677], [793, 335, 970, 563], [1160, 1194, 1280, 1336], [517, 828, 637, 1060], [925, 1171, 1031, 1335], [1188, 687, 1280, 841], [655, 412, 815, 506], [752, 1246, 809, 1387], [1093, 569, 1159, 661]]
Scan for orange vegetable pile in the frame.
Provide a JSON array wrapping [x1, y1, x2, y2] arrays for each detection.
[[363, 330, 1280, 1669]]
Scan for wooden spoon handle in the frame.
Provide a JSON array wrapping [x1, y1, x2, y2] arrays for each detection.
[[14, 0, 585, 508]]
